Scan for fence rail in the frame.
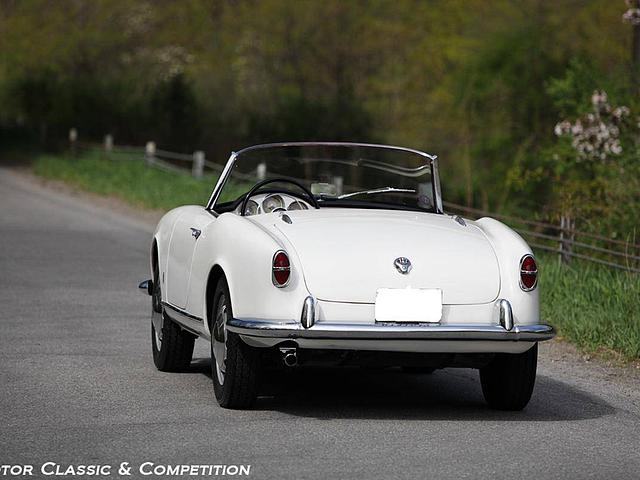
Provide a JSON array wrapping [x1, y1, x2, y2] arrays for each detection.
[[68, 130, 640, 274]]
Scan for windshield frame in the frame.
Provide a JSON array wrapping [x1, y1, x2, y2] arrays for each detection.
[[205, 142, 443, 214]]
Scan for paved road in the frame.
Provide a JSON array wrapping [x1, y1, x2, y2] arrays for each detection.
[[1, 168, 639, 479]]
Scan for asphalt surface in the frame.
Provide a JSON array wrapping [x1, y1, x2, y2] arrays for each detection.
[[1, 167, 640, 480]]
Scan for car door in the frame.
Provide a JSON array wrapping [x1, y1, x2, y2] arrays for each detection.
[[166, 208, 211, 309]]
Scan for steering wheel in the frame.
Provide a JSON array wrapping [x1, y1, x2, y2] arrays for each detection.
[[240, 178, 319, 216]]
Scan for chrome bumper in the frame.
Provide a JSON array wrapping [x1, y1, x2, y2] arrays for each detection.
[[226, 319, 556, 342]]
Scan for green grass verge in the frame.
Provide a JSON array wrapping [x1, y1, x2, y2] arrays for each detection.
[[32, 152, 640, 360], [539, 255, 640, 360], [33, 151, 216, 210]]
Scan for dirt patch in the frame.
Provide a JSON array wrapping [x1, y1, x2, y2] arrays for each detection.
[[540, 337, 640, 391]]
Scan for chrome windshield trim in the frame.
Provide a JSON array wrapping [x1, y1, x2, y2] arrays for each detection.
[[432, 157, 443, 214], [207, 151, 237, 210], [234, 142, 437, 160], [227, 319, 555, 342], [206, 142, 441, 211]]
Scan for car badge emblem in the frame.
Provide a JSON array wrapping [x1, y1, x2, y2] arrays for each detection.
[[190, 227, 202, 239], [394, 257, 412, 274]]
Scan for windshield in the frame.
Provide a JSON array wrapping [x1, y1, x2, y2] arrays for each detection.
[[211, 143, 439, 213]]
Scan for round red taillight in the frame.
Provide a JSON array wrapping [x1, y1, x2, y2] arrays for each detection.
[[272, 251, 290, 287], [519, 254, 538, 291]]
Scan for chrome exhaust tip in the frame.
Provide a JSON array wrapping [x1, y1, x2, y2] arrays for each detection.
[[283, 353, 298, 367], [279, 347, 298, 367]]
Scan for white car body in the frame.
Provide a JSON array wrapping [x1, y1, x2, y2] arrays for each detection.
[[154, 205, 550, 352], [142, 142, 554, 409]]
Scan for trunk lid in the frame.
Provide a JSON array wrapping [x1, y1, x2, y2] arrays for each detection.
[[271, 209, 500, 305]]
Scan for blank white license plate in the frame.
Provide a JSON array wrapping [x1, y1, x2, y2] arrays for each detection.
[[375, 288, 442, 323]]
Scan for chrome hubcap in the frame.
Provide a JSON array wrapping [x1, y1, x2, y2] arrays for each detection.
[[151, 280, 163, 347], [212, 295, 228, 385]]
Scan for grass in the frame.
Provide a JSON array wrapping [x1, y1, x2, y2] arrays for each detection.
[[33, 150, 216, 210], [539, 254, 640, 360], [32, 151, 640, 361]]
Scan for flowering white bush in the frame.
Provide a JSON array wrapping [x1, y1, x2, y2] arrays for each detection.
[[554, 90, 632, 162], [623, 0, 640, 25]]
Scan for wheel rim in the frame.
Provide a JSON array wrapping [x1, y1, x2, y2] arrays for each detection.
[[151, 277, 163, 348], [212, 294, 228, 385]]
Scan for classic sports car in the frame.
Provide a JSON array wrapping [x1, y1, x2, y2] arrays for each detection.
[[139, 142, 554, 410]]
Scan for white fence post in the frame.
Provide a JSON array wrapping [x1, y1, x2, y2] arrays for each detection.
[[568, 217, 576, 263], [559, 215, 574, 264], [257, 162, 267, 180], [145, 142, 156, 166], [69, 128, 78, 156], [559, 216, 565, 264], [104, 134, 113, 154], [192, 151, 205, 179], [334, 176, 344, 196]]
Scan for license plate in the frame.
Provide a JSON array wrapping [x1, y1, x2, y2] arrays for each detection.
[[374, 288, 442, 323]]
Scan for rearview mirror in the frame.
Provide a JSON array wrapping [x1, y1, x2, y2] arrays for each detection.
[[311, 182, 338, 196]]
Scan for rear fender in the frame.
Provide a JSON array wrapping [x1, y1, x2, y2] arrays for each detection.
[[474, 217, 540, 326], [187, 213, 311, 327], [152, 207, 188, 304]]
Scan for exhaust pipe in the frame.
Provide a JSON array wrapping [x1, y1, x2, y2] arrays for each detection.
[[279, 347, 298, 367]]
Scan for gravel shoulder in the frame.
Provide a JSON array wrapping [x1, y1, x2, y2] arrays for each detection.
[[11, 165, 165, 227]]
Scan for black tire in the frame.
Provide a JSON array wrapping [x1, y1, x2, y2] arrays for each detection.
[[151, 262, 195, 372], [480, 343, 538, 411], [211, 276, 261, 409], [402, 367, 436, 374]]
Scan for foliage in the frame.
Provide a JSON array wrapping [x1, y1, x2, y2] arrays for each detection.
[[2, 0, 639, 237], [554, 91, 632, 162], [537, 60, 640, 237], [540, 254, 640, 360]]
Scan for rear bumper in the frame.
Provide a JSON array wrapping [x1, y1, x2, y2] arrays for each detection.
[[227, 318, 555, 350], [228, 319, 555, 354]]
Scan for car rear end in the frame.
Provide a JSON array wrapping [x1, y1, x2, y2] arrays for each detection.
[[227, 209, 554, 359]]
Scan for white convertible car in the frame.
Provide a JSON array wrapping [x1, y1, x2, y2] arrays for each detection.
[[139, 142, 554, 410]]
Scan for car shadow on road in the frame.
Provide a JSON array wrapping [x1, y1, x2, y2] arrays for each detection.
[[189, 357, 613, 422]]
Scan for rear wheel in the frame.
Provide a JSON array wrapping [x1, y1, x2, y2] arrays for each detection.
[[480, 343, 538, 411], [211, 276, 261, 409], [151, 262, 195, 372]]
